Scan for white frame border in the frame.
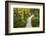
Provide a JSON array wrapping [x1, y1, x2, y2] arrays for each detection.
[[8, 3, 43, 33]]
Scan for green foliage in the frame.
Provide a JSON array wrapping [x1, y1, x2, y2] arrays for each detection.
[[13, 8, 39, 28]]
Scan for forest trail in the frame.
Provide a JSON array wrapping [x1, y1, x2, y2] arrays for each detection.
[[26, 15, 34, 27]]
